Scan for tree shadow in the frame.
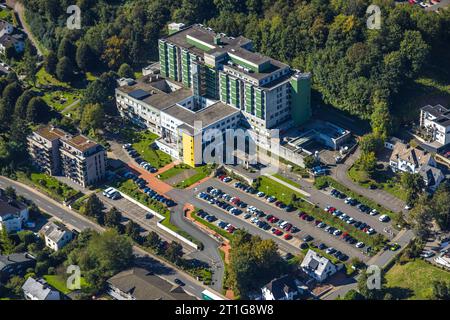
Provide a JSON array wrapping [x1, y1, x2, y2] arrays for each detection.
[[384, 287, 414, 300], [133, 256, 176, 276]]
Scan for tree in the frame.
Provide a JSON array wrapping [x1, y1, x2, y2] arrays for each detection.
[[26, 97, 50, 123], [56, 56, 73, 82], [165, 241, 183, 264], [5, 186, 17, 200], [359, 151, 377, 176], [432, 281, 450, 300], [82, 194, 104, 223], [343, 289, 365, 300], [76, 42, 93, 71], [57, 37, 76, 61], [14, 90, 35, 118], [303, 154, 317, 169], [45, 51, 58, 75], [399, 30, 430, 77], [145, 231, 160, 249], [82, 71, 117, 113], [359, 133, 381, 154], [357, 268, 386, 300], [101, 36, 127, 69], [80, 103, 105, 133], [104, 207, 122, 229], [371, 98, 392, 141], [1, 82, 23, 124], [401, 172, 424, 206], [5, 276, 25, 295], [118, 63, 134, 78], [125, 220, 140, 242], [0, 228, 15, 255], [431, 185, 450, 231], [409, 194, 434, 239]]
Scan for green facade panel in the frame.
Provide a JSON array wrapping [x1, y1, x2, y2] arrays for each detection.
[[290, 76, 312, 126]]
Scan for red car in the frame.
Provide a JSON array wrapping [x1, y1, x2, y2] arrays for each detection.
[[218, 175, 226, 180], [227, 226, 235, 233], [328, 207, 336, 213], [298, 212, 306, 218], [301, 214, 309, 220], [273, 229, 283, 236], [284, 224, 292, 232], [284, 234, 292, 240]]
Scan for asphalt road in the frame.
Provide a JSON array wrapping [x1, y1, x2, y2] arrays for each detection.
[[0, 176, 214, 300]]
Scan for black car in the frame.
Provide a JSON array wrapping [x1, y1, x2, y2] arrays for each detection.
[[339, 254, 349, 261], [334, 251, 343, 258], [302, 235, 313, 242], [291, 226, 300, 233], [284, 205, 294, 212], [206, 186, 214, 193], [318, 243, 327, 250], [174, 278, 185, 286], [300, 242, 309, 250]]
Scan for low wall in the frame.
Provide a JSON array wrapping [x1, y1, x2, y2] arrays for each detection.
[[116, 189, 199, 250]]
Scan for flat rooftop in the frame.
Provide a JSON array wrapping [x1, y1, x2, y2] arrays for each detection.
[[64, 135, 99, 153], [34, 126, 68, 141], [162, 101, 240, 134], [163, 24, 251, 57], [117, 76, 192, 111]]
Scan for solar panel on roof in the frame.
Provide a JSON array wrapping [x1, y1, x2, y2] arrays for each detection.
[[129, 89, 151, 100]]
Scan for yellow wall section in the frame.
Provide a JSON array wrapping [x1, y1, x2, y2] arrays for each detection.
[[182, 132, 195, 167]]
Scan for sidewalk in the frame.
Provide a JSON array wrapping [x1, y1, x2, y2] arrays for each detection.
[[128, 162, 173, 195]]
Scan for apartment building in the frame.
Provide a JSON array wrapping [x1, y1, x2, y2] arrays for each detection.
[[27, 126, 106, 188], [420, 104, 450, 147]]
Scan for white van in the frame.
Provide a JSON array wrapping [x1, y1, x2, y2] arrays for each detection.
[[103, 187, 114, 197]]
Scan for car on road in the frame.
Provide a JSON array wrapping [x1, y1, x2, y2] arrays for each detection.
[[174, 278, 185, 286], [390, 243, 400, 251], [145, 213, 153, 219]]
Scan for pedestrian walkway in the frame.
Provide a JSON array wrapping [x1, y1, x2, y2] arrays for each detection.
[[264, 174, 311, 198], [186, 175, 212, 190]]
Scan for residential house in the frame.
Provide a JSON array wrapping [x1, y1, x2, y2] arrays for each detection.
[[300, 250, 337, 282], [0, 253, 35, 279], [420, 104, 450, 147], [0, 20, 24, 54], [261, 275, 304, 300], [0, 191, 29, 233], [418, 164, 445, 192], [389, 142, 435, 174], [41, 221, 73, 251], [435, 252, 450, 269], [107, 268, 196, 300], [22, 277, 61, 300]]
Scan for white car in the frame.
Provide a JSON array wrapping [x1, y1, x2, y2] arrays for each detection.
[[344, 197, 353, 204], [257, 191, 265, 197], [223, 177, 232, 183], [346, 217, 355, 224], [420, 251, 435, 258], [324, 205, 331, 212], [122, 143, 132, 149], [333, 229, 342, 236], [366, 228, 376, 235], [379, 214, 390, 222], [370, 209, 378, 216], [356, 242, 365, 248]]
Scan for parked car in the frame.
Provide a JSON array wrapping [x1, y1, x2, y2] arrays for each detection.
[[302, 235, 313, 242], [379, 214, 390, 222]]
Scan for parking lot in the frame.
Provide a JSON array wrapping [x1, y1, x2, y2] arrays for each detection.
[[193, 179, 370, 262], [97, 191, 196, 255]]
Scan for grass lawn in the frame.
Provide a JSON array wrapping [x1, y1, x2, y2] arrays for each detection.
[[348, 164, 407, 202], [272, 173, 302, 189], [158, 164, 191, 181], [43, 275, 89, 295], [42, 90, 81, 111], [36, 67, 72, 89], [385, 259, 450, 300], [18, 171, 81, 202], [257, 176, 304, 204], [256, 176, 387, 250], [174, 165, 214, 189], [131, 131, 172, 168]]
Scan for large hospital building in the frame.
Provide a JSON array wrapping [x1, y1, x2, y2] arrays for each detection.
[[116, 23, 311, 167]]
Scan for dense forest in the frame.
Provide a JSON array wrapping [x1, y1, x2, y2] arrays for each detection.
[[22, 0, 450, 124]]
